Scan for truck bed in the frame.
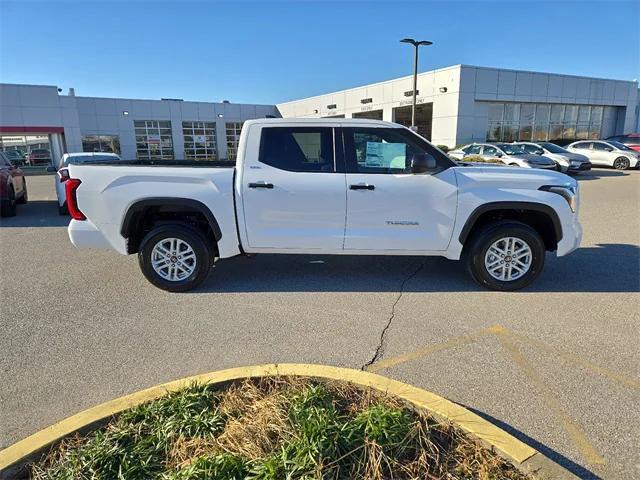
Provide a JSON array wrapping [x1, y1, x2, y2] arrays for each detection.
[[67, 163, 240, 258]]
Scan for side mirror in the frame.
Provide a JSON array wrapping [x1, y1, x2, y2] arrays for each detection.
[[410, 153, 437, 174], [604, 147, 613, 152], [46, 166, 57, 173], [495, 151, 503, 158], [536, 149, 544, 155]]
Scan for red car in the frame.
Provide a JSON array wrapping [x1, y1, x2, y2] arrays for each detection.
[[606, 134, 640, 152], [0, 151, 28, 217], [27, 148, 51, 165]]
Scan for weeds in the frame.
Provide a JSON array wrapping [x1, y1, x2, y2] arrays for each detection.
[[31, 378, 531, 480]]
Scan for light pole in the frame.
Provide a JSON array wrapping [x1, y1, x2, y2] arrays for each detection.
[[400, 38, 432, 131]]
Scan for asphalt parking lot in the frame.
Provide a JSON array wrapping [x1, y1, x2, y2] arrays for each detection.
[[1, 170, 638, 479]]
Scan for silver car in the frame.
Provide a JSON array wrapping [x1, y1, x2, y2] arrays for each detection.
[[517, 142, 591, 174], [566, 140, 640, 170], [449, 143, 558, 170]]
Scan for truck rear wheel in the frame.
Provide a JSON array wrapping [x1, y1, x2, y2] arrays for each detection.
[[138, 224, 212, 292], [466, 221, 545, 291]]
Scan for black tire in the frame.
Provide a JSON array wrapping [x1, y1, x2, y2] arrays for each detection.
[[138, 224, 212, 292], [613, 157, 630, 170], [16, 179, 27, 204], [465, 221, 545, 291], [509, 163, 520, 167], [1, 185, 17, 217], [58, 202, 68, 215]]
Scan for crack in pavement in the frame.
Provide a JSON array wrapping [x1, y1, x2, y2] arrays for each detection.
[[361, 261, 427, 371]]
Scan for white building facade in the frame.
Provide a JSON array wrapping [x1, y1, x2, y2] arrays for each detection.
[[0, 83, 278, 164], [276, 65, 639, 148]]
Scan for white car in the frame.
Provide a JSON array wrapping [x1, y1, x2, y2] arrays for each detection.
[[565, 140, 640, 170], [64, 119, 581, 292], [449, 143, 558, 170], [49, 152, 120, 214], [516, 142, 591, 174]]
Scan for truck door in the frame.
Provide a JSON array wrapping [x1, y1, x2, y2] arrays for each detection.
[[342, 126, 457, 252], [240, 126, 347, 250]]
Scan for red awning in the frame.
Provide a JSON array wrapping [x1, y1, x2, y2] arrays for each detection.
[[0, 126, 65, 134]]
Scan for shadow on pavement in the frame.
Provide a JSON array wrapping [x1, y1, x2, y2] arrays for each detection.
[[466, 406, 602, 480], [0, 201, 69, 228], [575, 169, 631, 181], [197, 243, 639, 293]]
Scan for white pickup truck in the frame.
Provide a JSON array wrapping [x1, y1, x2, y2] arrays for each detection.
[[66, 119, 582, 292]]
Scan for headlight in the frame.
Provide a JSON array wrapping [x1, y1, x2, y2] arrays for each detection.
[[539, 184, 578, 212]]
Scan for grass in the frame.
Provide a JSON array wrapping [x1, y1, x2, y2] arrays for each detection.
[[31, 377, 532, 480]]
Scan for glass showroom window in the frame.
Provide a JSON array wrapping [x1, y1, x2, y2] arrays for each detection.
[[485, 102, 605, 142], [82, 135, 121, 154], [134, 120, 174, 160], [182, 121, 217, 160], [225, 122, 243, 160]]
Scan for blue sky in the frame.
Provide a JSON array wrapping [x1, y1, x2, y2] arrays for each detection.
[[1, 1, 638, 104]]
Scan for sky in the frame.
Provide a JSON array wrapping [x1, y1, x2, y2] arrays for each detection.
[[1, 1, 638, 104]]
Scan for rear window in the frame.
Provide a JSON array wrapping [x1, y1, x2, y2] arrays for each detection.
[[63, 154, 119, 166], [258, 127, 334, 173]]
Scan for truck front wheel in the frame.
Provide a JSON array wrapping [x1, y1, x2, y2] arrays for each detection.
[[466, 221, 545, 291], [138, 224, 212, 292]]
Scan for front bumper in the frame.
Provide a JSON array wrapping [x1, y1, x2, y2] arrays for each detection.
[[567, 162, 592, 173]]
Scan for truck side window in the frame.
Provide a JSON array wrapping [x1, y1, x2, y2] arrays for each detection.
[[258, 127, 334, 173], [344, 127, 441, 174]]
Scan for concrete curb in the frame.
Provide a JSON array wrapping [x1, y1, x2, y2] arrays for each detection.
[[0, 363, 577, 479]]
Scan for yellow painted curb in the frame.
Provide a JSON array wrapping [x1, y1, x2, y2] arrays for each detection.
[[1, 363, 542, 475]]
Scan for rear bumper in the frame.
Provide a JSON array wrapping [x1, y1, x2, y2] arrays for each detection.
[[68, 219, 122, 251]]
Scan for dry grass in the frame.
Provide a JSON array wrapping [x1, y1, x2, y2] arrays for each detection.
[[32, 377, 533, 480]]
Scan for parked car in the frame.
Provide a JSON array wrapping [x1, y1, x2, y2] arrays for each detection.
[[605, 133, 640, 152], [516, 142, 591, 173], [0, 151, 28, 217], [2, 149, 27, 167], [449, 143, 558, 170], [27, 148, 51, 166], [65, 119, 581, 292], [565, 140, 640, 170], [49, 152, 121, 214]]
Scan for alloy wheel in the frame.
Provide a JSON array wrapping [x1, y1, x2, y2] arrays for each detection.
[[151, 238, 197, 281], [484, 237, 532, 282]]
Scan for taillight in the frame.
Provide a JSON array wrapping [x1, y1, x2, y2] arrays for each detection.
[[58, 168, 70, 182], [65, 178, 86, 220]]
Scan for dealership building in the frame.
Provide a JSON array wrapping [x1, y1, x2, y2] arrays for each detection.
[[1, 64, 638, 164]]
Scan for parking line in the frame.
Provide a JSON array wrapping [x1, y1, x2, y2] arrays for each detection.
[[365, 327, 493, 373], [506, 330, 640, 391], [493, 326, 605, 467]]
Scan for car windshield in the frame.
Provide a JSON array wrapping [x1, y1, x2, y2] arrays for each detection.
[[495, 144, 525, 155], [538, 142, 567, 153], [608, 141, 633, 151]]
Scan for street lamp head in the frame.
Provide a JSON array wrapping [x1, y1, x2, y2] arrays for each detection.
[[400, 38, 433, 47]]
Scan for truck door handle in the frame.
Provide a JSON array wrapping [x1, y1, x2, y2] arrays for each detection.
[[349, 184, 375, 191], [248, 182, 274, 189]]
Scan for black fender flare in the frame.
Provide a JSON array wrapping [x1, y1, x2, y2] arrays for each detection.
[[458, 201, 563, 244], [120, 197, 222, 241]]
